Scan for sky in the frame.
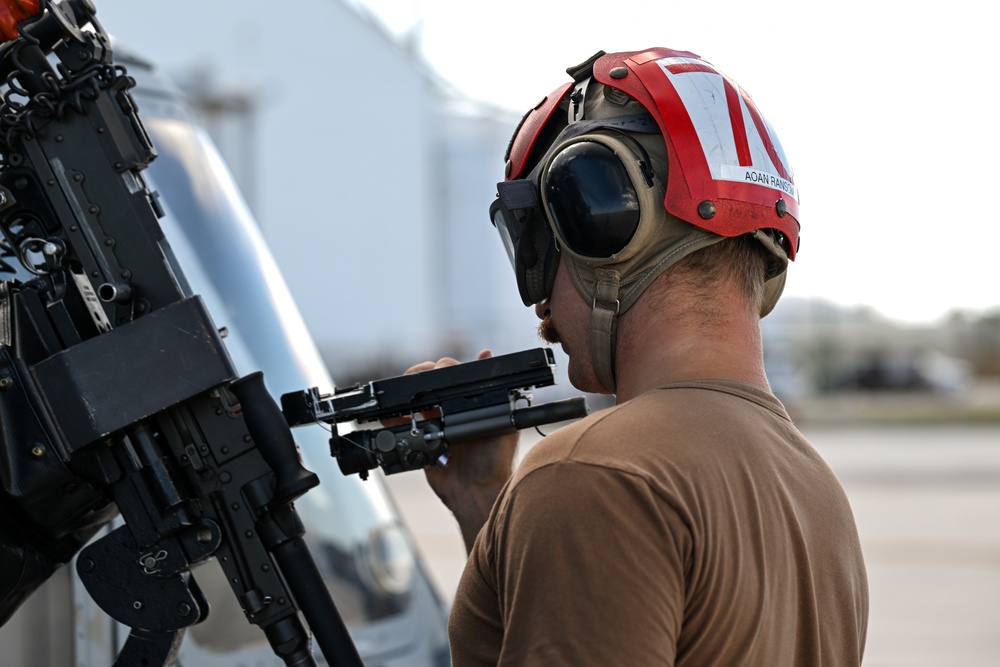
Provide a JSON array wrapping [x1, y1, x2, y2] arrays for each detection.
[[350, 0, 999, 326]]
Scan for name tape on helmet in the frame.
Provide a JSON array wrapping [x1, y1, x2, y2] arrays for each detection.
[[719, 165, 797, 200]]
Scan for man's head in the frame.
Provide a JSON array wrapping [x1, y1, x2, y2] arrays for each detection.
[[490, 48, 800, 393]]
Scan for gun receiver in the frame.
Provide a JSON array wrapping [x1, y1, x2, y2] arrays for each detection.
[[281, 347, 589, 480]]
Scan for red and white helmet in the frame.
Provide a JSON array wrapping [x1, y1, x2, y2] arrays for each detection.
[[490, 48, 799, 392]]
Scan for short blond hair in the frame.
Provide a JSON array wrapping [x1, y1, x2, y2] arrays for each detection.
[[652, 234, 770, 319]]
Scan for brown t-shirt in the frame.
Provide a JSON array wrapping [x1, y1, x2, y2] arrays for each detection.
[[449, 380, 868, 666]]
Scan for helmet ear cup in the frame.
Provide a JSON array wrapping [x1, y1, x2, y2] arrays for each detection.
[[543, 140, 642, 258]]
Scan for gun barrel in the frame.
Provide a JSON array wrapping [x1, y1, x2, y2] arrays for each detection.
[[512, 397, 589, 431], [270, 532, 364, 666], [445, 396, 590, 445], [443, 402, 515, 444]]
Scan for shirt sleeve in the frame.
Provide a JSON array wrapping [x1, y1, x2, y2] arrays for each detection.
[[486, 460, 690, 666]]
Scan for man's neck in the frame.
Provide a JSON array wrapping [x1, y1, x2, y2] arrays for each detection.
[[613, 297, 770, 403]]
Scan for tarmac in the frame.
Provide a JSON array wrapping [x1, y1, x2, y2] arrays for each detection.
[[383, 422, 1000, 667]]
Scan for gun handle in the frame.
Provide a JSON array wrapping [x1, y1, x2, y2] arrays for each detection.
[[230, 372, 318, 506]]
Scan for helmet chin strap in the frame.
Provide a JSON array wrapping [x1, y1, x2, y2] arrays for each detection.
[[589, 267, 621, 394]]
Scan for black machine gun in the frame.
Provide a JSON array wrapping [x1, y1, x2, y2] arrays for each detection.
[[0, 1, 362, 665], [281, 347, 589, 480]]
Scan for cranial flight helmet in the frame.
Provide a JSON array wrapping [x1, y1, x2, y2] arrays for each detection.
[[490, 48, 800, 393]]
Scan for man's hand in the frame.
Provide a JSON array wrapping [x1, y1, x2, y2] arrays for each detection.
[[404, 350, 519, 553]]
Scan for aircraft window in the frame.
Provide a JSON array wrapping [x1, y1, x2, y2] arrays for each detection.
[[139, 116, 418, 653]]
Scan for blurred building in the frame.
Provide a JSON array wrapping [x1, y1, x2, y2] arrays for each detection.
[[762, 296, 996, 400], [93, 0, 544, 386]]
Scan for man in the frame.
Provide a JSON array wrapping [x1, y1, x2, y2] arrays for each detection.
[[413, 47, 868, 665]]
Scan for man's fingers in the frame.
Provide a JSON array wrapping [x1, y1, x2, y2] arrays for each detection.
[[405, 361, 437, 375], [405, 357, 461, 375]]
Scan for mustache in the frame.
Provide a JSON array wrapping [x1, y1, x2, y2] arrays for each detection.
[[537, 314, 560, 344]]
